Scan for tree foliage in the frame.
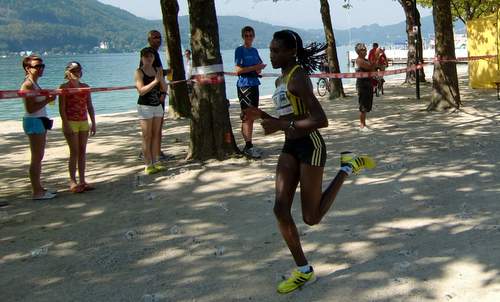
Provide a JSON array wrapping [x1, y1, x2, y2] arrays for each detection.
[[418, 0, 499, 23]]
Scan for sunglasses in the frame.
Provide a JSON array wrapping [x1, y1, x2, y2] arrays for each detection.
[[30, 64, 45, 69], [244, 34, 254, 38]]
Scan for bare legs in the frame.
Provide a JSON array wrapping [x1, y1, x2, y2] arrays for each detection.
[[140, 116, 163, 166], [28, 133, 47, 198], [64, 130, 89, 190], [64, 131, 79, 190], [242, 118, 254, 144], [273, 153, 347, 266], [359, 111, 367, 128], [78, 131, 89, 185], [157, 113, 164, 156], [274, 153, 304, 265], [151, 117, 162, 161]]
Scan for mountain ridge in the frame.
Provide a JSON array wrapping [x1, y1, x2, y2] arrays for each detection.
[[0, 0, 465, 54]]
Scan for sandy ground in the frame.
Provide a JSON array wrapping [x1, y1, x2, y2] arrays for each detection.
[[1, 73, 500, 302]]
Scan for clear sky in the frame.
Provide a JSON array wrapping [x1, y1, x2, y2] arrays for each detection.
[[98, 0, 432, 30]]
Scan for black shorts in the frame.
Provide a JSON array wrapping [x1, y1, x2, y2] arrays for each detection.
[[282, 130, 327, 167], [356, 78, 373, 112], [237, 86, 259, 110]]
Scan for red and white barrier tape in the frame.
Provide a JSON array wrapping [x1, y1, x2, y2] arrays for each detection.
[[1, 54, 496, 100], [309, 65, 422, 79], [0, 85, 136, 100]]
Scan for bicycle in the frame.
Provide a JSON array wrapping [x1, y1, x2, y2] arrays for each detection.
[[316, 77, 330, 97]]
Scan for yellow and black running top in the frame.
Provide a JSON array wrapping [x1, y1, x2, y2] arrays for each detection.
[[272, 65, 308, 117]]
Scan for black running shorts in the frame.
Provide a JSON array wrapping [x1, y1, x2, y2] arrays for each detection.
[[237, 86, 259, 110], [282, 130, 327, 167], [356, 78, 373, 113]]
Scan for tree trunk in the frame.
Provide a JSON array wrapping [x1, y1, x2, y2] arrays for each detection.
[[428, 0, 460, 111], [160, 0, 191, 118], [400, 0, 426, 83], [320, 0, 345, 99], [187, 0, 239, 160]]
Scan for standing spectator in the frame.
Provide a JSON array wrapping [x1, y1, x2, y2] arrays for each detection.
[[368, 43, 380, 92], [135, 47, 168, 175], [355, 43, 378, 129], [59, 61, 96, 193], [145, 30, 169, 160], [20, 55, 57, 200], [374, 47, 389, 94], [184, 49, 193, 95], [368, 42, 379, 64], [184, 49, 192, 79], [234, 26, 267, 159]]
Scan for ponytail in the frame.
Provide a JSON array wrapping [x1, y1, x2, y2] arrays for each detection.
[[273, 30, 326, 74]]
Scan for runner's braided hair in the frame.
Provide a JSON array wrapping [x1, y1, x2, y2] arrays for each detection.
[[273, 30, 327, 74]]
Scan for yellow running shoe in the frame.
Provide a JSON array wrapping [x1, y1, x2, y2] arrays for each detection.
[[144, 165, 158, 175], [340, 151, 355, 166], [154, 162, 167, 172], [340, 151, 376, 174], [277, 269, 316, 294]]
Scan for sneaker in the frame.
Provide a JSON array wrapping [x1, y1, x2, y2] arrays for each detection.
[[243, 147, 262, 159], [277, 268, 316, 294], [32, 191, 57, 201], [340, 151, 355, 166], [154, 162, 167, 172], [252, 146, 263, 155], [144, 165, 158, 175], [340, 151, 376, 174], [159, 151, 173, 161]]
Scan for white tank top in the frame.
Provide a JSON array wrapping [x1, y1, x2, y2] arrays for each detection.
[[24, 79, 47, 118]]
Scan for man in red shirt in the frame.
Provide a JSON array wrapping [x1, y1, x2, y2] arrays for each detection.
[[368, 42, 379, 64]]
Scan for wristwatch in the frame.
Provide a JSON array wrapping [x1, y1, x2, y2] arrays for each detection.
[[288, 120, 295, 130]]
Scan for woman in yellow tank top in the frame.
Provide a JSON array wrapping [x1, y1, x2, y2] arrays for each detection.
[[244, 30, 376, 294]]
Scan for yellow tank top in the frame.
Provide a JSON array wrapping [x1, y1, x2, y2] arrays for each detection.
[[272, 65, 308, 117]]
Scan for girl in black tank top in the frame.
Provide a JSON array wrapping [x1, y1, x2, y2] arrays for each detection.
[[137, 68, 161, 106], [135, 47, 168, 175]]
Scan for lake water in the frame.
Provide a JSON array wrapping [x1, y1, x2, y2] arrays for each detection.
[[0, 46, 356, 121]]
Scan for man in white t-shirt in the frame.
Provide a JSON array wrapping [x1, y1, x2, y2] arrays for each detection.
[[184, 49, 192, 79]]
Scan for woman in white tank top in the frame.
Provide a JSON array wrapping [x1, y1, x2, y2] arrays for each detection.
[[20, 55, 57, 200]]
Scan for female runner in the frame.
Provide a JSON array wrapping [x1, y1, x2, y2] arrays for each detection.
[[245, 30, 375, 294]]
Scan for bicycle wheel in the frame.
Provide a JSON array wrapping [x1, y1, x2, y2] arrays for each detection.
[[317, 78, 328, 97]]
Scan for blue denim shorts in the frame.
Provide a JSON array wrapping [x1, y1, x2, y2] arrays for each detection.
[[23, 117, 46, 135]]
